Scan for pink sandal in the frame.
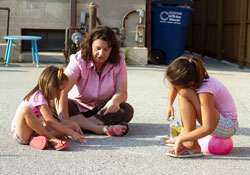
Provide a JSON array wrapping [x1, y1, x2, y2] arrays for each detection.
[[29, 136, 47, 150], [50, 139, 69, 151], [106, 122, 129, 136]]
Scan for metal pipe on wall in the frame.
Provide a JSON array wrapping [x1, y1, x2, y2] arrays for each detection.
[[146, 0, 152, 58], [70, 0, 77, 39], [89, 3, 97, 32], [120, 9, 145, 46], [120, 10, 137, 44]]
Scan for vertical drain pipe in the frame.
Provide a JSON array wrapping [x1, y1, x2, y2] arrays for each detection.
[[89, 3, 97, 32], [70, 0, 77, 38]]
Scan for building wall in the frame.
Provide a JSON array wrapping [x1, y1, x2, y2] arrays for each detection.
[[0, 0, 147, 63]]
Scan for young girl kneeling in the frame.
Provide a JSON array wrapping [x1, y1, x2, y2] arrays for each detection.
[[165, 55, 238, 158], [11, 66, 85, 151]]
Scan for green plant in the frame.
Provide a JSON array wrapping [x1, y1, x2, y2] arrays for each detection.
[[123, 49, 129, 64], [0, 57, 4, 63], [147, 57, 152, 62], [67, 44, 74, 56]]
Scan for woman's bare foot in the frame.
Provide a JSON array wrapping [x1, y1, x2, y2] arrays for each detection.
[[104, 123, 129, 136]]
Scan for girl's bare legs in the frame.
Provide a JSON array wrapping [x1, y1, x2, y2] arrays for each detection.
[[16, 106, 63, 144], [177, 88, 202, 152]]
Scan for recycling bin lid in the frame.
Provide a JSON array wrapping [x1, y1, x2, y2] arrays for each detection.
[[152, 0, 193, 4]]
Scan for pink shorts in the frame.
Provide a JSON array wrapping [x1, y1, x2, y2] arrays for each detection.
[[11, 129, 39, 145], [211, 114, 238, 138], [11, 130, 29, 145]]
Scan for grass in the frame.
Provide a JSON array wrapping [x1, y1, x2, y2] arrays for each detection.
[[122, 49, 129, 64]]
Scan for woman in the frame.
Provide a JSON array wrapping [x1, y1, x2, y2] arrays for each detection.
[[56, 25, 134, 136]]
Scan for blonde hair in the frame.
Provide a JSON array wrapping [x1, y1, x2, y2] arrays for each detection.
[[24, 65, 68, 108], [165, 55, 209, 88]]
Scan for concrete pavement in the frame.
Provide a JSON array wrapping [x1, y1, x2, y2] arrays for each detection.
[[0, 57, 250, 175]]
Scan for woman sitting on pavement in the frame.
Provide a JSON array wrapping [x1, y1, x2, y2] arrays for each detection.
[[55, 25, 134, 136]]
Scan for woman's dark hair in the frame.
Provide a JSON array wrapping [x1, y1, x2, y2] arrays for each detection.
[[80, 25, 121, 64], [165, 54, 209, 88], [24, 65, 68, 108]]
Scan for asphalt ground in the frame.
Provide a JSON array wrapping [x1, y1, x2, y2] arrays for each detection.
[[0, 57, 250, 175]]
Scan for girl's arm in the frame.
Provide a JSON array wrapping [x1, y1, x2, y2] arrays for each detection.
[[39, 104, 83, 143], [102, 80, 127, 115], [57, 75, 76, 121], [56, 75, 83, 135], [166, 86, 178, 120]]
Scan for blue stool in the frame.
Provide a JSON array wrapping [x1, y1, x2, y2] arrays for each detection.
[[3, 35, 42, 67]]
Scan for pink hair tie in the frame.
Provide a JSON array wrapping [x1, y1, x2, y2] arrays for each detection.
[[188, 59, 192, 63]]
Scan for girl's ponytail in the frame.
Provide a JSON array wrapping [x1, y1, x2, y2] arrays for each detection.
[[24, 66, 68, 108], [57, 68, 64, 84], [165, 54, 209, 89], [190, 56, 209, 88]]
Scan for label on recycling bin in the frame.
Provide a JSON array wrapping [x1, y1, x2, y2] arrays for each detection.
[[159, 11, 182, 24]]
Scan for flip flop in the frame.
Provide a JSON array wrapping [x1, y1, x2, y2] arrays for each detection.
[[29, 136, 47, 150], [106, 122, 129, 136], [51, 139, 69, 151], [166, 150, 203, 158]]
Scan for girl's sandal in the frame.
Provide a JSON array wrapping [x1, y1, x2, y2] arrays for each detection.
[[50, 139, 69, 151]]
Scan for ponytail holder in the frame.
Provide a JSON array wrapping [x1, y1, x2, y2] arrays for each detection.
[[188, 59, 192, 63]]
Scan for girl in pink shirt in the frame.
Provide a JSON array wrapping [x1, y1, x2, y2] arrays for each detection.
[[11, 66, 85, 151], [56, 26, 134, 136], [164, 55, 238, 158]]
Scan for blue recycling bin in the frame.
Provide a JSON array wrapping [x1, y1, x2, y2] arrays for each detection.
[[151, 5, 193, 64], [152, 0, 193, 4]]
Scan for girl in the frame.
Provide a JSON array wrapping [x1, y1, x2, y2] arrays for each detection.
[[11, 66, 85, 151], [164, 55, 238, 158]]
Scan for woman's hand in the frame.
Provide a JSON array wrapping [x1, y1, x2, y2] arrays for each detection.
[[101, 100, 120, 115]]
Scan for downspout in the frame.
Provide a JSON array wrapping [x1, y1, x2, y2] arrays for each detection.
[[64, 0, 77, 63], [146, 0, 152, 59], [89, 3, 97, 32], [70, 0, 77, 38], [0, 7, 10, 36]]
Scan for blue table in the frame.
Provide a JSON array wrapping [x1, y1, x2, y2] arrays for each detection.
[[3, 35, 42, 67]]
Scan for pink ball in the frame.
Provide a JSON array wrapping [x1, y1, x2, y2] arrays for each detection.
[[198, 135, 233, 155]]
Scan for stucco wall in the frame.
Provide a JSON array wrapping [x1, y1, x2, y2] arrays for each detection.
[[0, 0, 147, 62]]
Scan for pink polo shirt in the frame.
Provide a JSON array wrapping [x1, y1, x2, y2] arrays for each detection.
[[65, 51, 127, 112]]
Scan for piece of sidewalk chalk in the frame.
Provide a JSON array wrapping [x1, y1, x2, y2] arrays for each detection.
[[155, 135, 169, 140], [81, 137, 87, 143]]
